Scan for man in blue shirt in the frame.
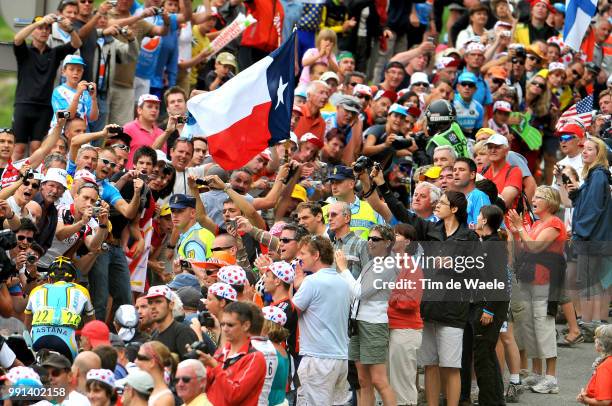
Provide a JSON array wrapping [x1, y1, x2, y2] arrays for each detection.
[[458, 42, 492, 107], [453, 157, 490, 228], [293, 235, 351, 405], [453, 72, 484, 139]]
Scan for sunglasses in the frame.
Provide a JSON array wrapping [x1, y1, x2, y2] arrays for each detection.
[[79, 0, 94, 3], [460, 82, 476, 88], [356, 94, 371, 100], [99, 158, 117, 169], [532, 82, 547, 90], [174, 376, 193, 384], [279, 237, 296, 243], [527, 55, 541, 62], [111, 143, 130, 152], [23, 180, 41, 189], [136, 353, 151, 361], [0, 128, 13, 134], [572, 69, 582, 78], [560, 134, 576, 142], [412, 82, 429, 87], [17, 235, 34, 242], [48, 368, 68, 378], [349, 82, 359, 87], [210, 246, 233, 252], [492, 78, 505, 86], [206, 270, 218, 276], [368, 236, 385, 242]]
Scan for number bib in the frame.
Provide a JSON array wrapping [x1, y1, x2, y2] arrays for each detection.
[[32, 306, 81, 328]]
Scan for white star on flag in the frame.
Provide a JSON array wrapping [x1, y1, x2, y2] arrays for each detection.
[[275, 77, 288, 109]]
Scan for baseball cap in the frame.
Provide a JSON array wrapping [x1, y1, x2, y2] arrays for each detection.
[[410, 72, 430, 87], [86, 369, 116, 388], [216, 52, 237, 69], [42, 168, 67, 189], [80, 320, 111, 348], [114, 304, 138, 342], [326, 165, 355, 181], [373, 89, 398, 103], [336, 95, 362, 114], [548, 62, 565, 73], [483, 133, 509, 147], [435, 56, 460, 70], [489, 66, 508, 80], [385, 61, 405, 72], [353, 84, 372, 97], [553, 2, 565, 13], [556, 120, 586, 138], [168, 273, 200, 290], [145, 285, 174, 301], [442, 48, 461, 58], [218, 265, 248, 286], [526, 45, 546, 61], [169, 194, 196, 209], [159, 204, 171, 217], [320, 71, 340, 83], [74, 169, 96, 183], [116, 369, 154, 396], [458, 71, 478, 84], [300, 133, 324, 149], [63, 54, 85, 68], [337, 51, 354, 61], [465, 42, 486, 54], [262, 306, 288, 326], [41, 353, 72, 370], [388, 103, 408, 117], [208, 282, 238, 301], [137, 94, 160, 107], [1, 366, 43, 387], [493, 101, 512, 113], [267, 261, 295, 284], [494, 21, 513, 30], [423, 166, 442, 180], [294, 86, 307, 98], [291, 184, 307, 202], [176, 286, 203, 309], [259, 148, 272, 161]]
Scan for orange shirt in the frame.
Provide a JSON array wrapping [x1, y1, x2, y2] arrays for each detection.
[[294, 104, 326, 142], [586, 356, 612, 402], [527, 216, 567, 285]]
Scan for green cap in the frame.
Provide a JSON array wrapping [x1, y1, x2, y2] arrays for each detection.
[[337, 51, 354, 61]]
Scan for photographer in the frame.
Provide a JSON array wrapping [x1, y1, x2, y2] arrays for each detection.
[[363, 104, 418, 171], [37, 181, 109, 272]]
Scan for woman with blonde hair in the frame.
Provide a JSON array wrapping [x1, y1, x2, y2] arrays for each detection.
[[509, 186, 567, 394], [523, 73, 559, 183], [566, 136, 612, 341], [299, 29, 339, 86], [135, 341, 176, 406], [576, 324, 612, 405]]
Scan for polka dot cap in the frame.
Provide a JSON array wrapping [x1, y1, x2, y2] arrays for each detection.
[[5, 367, 42, 386], [268, 261, 295, 284], [218, 266, 248, 286], [87, 369, 116, 388], [262, 306, 288, 326], [208, 282, 238, 301]]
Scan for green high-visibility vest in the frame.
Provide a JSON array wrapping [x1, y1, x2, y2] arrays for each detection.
[[426, 122, 470, 158]]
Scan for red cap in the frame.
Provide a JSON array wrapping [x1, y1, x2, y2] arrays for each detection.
[[556, 121, 586, 138], [373, 89, 398, 103], [79, 320, 110, 348]]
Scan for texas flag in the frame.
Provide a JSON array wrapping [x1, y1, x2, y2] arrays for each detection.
[[187, 33, 296, 170]]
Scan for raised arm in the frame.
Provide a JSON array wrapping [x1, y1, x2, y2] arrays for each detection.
[[14, 15, 54, 46], [113, 178, 144, 219], [188, 175, 218, 233]]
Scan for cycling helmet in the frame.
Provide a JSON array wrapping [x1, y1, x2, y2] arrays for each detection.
[[426, 99, 456, 135], [48, 256, 77, 282]]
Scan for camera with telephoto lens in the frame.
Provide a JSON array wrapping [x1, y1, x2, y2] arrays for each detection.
[[0, 230, 17, 282], [57, 111, 70, 120], [197, 310, 216, 328], [152, 7, 164, 15], [391, 135, 414, 150], [120, 27, 129, 36], [353, 155, 379, 174], [184, 340, 213, 359], [177, 116, 187, 124], [108, 125, 122, 134]]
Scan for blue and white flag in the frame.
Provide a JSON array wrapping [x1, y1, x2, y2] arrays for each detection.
[[563, 0, 598, 51]]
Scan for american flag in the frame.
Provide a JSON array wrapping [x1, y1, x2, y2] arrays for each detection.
[[556, 95, 595, 130]]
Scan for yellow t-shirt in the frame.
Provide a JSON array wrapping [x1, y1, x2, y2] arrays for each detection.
[[190, 25, 211, 86]]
